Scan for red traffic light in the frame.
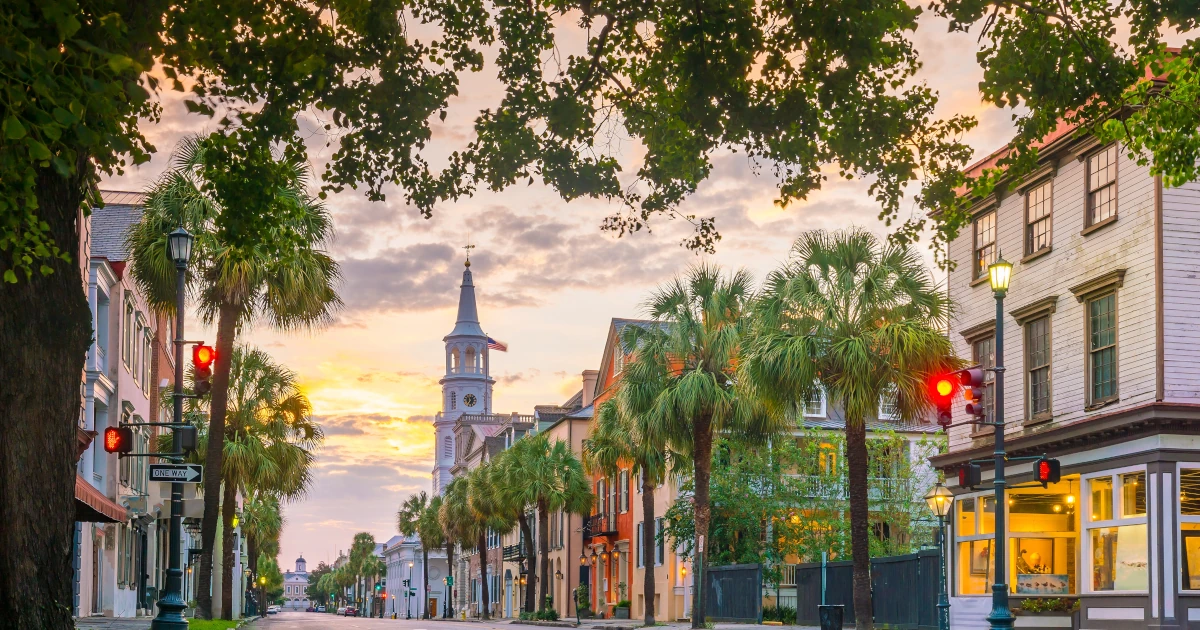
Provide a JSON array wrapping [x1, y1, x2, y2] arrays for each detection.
[[193, 344, 216, 369], [1034, 457, 1061, 486], [930, 374, 956, 427], [958, 463, 981, 488], [103, 426, 133, 454]]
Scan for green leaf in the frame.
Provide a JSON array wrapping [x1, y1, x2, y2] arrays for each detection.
[[27, 140, 52, 161], [107, 55, 134, 73], [3, 270, 16, 283], [3, 116, 26, 140]]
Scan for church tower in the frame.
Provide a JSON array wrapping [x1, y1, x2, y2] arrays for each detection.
[[432, 257, 494, 494]]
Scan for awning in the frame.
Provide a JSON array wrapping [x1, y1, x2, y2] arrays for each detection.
[[75, 475, 126, 523]]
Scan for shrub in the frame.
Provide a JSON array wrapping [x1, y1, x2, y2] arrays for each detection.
[[762, 605, 797, 624], [616, 599, 632, 608], [536, 608, 560, 621], [1018, 598, 1078, 614]]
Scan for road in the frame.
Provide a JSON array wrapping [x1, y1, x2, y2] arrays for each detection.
[[254, 611, 533, 630]]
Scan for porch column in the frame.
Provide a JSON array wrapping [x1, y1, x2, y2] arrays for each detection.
[[1150, 462, 1181, 630]]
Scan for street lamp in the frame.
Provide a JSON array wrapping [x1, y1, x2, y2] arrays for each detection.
[[151, 227, 194, 630], [986, 254, 1014, 630], [925, 482, 955, 630], [579, 552, 587, 566], [407, 560, 414, 619]]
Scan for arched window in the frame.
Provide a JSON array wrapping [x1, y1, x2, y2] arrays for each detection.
[[451, 348, 460, 371], [450, 391, 457, 410], [465, 347, 476, 372], [444, 436, 453, 458]]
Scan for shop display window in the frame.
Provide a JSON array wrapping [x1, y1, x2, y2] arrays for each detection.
[[1084, 467, 1148, 593], [1008, 485, 1077, 595], [1179, 469, 1200, 591], [959, 498, 976, 535], [958, 539, 994, 595]]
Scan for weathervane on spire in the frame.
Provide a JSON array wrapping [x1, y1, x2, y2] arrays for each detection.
[[463, 234, 475, 268]]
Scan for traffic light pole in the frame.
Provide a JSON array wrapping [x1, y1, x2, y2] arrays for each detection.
[[986, 287, 1014, 630], [151, 264, 188, 630]]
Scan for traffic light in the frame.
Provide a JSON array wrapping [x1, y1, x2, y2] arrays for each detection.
[[193, 344, 216, 395], [959, 367, 987, 422], [103, 426, 134, 454], [375, 582, 382, 592], [958, 463, 982, 489], [1034, 457, 1061, 486], [930, 374, 956, 427], [178, 424, 198, 452]]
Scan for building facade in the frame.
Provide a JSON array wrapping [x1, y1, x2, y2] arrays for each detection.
[[282, 556, 310, 610], [932, 125, 1200, 630], [384, 534, 450, 618]]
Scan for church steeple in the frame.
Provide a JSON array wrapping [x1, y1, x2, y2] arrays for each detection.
[[449, 261, 485, 337]]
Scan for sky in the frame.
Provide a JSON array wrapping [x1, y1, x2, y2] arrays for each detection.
[[99, 9, 1026, 570]]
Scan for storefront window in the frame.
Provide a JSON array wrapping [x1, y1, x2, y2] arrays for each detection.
[[1179, 469, 1200, 591], [958, 539, 994, 595], [1085, 468, 1148, 593], [980, 496, 996, 535], [1181, 523, 1200, 590], [1009, 485, 1077, 595], [959, 498, 976, 535], [1090, 477, 1113, 521]]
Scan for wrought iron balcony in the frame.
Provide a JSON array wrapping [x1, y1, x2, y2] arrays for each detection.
[[502, 544, 526, 561], [583, 513, 617, 539]]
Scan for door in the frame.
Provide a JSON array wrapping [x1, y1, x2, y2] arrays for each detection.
[[92, 529, 102, 614]]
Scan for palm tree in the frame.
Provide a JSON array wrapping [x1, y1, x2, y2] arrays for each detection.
[[467, 464, 515, 620], [241, 493, 283, 612], [349, 532, 378, 614], [621, 263, 786, 628], [159, 344, 323, 616], [416, 495, 446, 618], [742, 229, 956, 630], [586, 398, 674, 625], [439, 477, 474, 617], [398, 491, 447, 619], [127, 134, 341, 618], [495, 433, 593, 614]]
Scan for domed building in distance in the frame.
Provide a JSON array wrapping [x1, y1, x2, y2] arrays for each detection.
[[282, 555, 311, 610]]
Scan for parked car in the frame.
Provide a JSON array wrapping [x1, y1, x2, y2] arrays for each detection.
[[316, 605, 326, 612], [267, 605, 281, 614], [343, 606, 357, 616], [336, 607, 346, 615]]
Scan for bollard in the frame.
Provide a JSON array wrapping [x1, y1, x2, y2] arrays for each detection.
[[818, 604, 844, 630]]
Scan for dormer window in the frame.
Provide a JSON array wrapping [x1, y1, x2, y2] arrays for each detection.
[[613, 345, 625, 376]]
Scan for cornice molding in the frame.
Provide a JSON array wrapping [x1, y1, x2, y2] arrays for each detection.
[[958, 319, 997, 343], [1010, 295, 1059, 325], [1069, 268, 1127, 303]]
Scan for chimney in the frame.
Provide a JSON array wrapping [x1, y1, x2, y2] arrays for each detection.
[[581, 370, 599, 407]]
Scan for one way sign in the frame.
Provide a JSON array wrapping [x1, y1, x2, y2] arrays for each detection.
[[149, 464, 204, 484]]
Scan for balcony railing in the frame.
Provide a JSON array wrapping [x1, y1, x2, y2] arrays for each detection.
[[502, 544, 526, 561], [789, 475, 915, 502], [583, 513, 618, 539]]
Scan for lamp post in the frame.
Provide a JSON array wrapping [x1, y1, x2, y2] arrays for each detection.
[[151, 228, 194, 630], [408, 560, 414, 619], [986, 255, 1014, 630], [925, 482, 955, 630]]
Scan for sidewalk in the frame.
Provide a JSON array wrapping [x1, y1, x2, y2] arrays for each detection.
[[74, 619, 152, 630], [516, 619, 818, 630]]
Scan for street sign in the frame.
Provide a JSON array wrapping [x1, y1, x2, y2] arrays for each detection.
[[149, 464, 204, 483]]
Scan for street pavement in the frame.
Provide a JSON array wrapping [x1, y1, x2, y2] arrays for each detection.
[[249, 611, 818, 630]]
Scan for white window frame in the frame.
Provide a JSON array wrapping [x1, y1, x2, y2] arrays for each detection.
[[619, 470, 629, 513], [952, 490, 998, 597], [803, 385, 827, 418], [1177, 464, 1200, 593], [636, 522, 644, 568], [878, 384, 899, 421], [1081, 464, 1149, 595]]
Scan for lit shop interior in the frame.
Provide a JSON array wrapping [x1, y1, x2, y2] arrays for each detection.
[[951, 467, 1200, 597]]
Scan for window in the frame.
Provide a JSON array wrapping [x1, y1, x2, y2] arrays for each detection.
[[1084, 469, 1147, 592], [613, 345, 625, 376], [1086, 145, 1118, 226], [1025, 316, 1051, 419], [619, 470, 629, 513], [972, 335, 996, 425], [636, 522, 644, 568], [1008, 483, 1078, 595], [973, 211, 996, 280], [1025, 180, 1053, 255], [444, 436, 453, 459], [803, 386, 826, 418], [1087, 293, 1117, 405], [955, 495, 997, 595], [1179, 469, 1200, 590], [878, 384, 898, 420], [597, 479, 607, 517], [818, 443, 838, 475], [142, 329, 152, 394], [123, 300, 134, 365], [450, 391, 457, 410]]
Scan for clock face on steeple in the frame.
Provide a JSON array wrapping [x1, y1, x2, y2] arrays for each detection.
[[463, 394, 477, 407]]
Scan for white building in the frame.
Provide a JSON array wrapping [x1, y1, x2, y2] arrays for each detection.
[[281, 556, 310, 610], [384, 534, 449, 619]]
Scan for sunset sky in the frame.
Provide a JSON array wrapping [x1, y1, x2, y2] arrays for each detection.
[[100, 11, 1028, 569]]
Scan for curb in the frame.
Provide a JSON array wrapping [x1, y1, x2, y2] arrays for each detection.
[[508, 622, 578, 628]]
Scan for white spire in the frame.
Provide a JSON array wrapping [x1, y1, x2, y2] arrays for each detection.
[[448, 260, 485, 338]]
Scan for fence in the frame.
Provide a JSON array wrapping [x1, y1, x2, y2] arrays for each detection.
[[775, 549, 940, 630], [704, 563, 763, 623]]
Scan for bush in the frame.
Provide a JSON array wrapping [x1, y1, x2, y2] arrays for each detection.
[[519, 611, 535, 621], [762, 605, 797, 624], [536, 608, 560, 621], [615, 599, 632, 608], [1018, 598, 1078, 614]]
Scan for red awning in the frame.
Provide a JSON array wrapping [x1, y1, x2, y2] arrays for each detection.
[[75, 475, 126, 523]]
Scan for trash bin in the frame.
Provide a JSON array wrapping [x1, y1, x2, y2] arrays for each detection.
[[818, 604, 844, 630]]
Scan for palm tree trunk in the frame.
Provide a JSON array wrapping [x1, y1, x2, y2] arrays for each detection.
[[691, 414, 714, 629], [537, 500, 551, 611], [445, 540, 455, 617], [197, 300, 240, 618], [247, 538, 258, 614], [845, 418, 873, 630], [518, 512, 536, 613], [219, 477, 237, 619], [0, 165, 91, 630], [478, 532, 491, 620], [642, 480, 657, 625], [422, 545, 431, 618]]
